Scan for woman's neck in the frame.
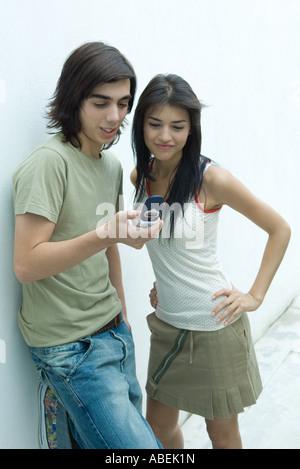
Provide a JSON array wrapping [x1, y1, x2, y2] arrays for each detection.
[[148, 156, 181, 199], [151, 156, 181, 181]]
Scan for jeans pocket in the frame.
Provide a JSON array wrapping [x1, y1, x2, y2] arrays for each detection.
[[30, 339, 93, 381]]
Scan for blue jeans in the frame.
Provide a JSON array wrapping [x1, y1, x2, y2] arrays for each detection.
[[29, 319, 162, 449]]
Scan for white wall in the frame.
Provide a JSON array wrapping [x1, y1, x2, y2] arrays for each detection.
[[0, 0, 299, 448]]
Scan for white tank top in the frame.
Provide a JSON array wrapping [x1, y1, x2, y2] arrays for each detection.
[[141, 162, 233, 331]]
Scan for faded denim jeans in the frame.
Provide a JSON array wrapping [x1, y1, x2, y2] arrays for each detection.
[[29, 319, 162, 449]]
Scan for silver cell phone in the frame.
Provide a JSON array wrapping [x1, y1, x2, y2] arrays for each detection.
[[137, 195, 164, 227]]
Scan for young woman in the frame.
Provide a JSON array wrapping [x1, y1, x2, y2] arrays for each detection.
[[131, 74, 291, 449]]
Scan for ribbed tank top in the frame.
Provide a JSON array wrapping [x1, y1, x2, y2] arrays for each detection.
[[141, 161, 233, 331]]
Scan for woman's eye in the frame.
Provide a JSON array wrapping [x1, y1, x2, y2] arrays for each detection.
[[148, 122, 184, 131]]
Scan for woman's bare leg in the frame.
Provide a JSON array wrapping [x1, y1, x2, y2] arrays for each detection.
[[205, 414, 242, 449], [146, 396, 184, 449]]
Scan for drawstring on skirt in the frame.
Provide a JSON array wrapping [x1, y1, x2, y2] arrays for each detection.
[[189, 330, 194, 364]]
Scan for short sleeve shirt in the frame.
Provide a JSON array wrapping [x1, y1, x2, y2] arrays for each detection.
[[13, 133, 122, 346]]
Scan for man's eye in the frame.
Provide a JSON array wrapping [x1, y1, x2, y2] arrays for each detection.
[[94, 102, 106, 108]]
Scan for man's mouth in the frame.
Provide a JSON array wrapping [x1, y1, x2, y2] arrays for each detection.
[[101, 127, 117, 137]]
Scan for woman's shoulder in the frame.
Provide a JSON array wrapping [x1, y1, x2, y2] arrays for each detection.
[[203, 163, 233, 188], [202, 163, 236, 209]]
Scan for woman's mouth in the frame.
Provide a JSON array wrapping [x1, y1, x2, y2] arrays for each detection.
[[157, 144, 173, 150]]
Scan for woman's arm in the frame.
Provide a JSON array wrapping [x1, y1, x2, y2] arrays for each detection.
[[205, 166, 291, 325]]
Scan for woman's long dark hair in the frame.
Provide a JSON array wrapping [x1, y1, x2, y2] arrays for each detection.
[[47, 42, 136, 149], [132, 74, 209, 236]]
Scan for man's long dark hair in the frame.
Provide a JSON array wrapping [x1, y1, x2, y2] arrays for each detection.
[[47, 42, 136, 149], [132, 74, 209, 236]]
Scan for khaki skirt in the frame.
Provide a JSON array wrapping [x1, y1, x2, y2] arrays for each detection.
[[146, 312, 262, 420]]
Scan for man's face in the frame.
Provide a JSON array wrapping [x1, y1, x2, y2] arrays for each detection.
[[78, 79, 131, 158]]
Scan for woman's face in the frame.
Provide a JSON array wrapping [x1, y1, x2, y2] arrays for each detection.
[[143, 104, 191, 165]]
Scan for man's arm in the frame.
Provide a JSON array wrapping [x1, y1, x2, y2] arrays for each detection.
[[106, 244, 130, 328], [14, 211, 163, 285], [13, 212, 114, 284]]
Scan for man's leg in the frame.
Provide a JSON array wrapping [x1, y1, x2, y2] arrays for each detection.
[[30, 322, 161, 449]]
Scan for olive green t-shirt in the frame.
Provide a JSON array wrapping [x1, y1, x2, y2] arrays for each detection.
[[12, 133, 122, 347]]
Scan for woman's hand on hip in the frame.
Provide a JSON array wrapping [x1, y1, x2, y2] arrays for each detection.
[[211, 285, 262, 326]]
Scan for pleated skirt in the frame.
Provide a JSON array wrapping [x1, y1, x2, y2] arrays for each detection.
[[146, 312, 262, 420]]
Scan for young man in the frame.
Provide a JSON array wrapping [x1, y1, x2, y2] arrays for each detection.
[[13, 42, 162, 449]]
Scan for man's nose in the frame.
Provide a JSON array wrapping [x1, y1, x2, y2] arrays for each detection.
[[106, 105, 120, 123]]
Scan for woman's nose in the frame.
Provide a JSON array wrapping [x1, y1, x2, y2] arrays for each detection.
[[159, 126, 172, 141]]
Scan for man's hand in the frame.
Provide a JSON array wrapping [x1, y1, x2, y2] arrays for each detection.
[[98, 210, 163, 249]]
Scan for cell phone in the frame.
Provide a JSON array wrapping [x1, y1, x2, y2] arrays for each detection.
[[137, 195, 164, 227]]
